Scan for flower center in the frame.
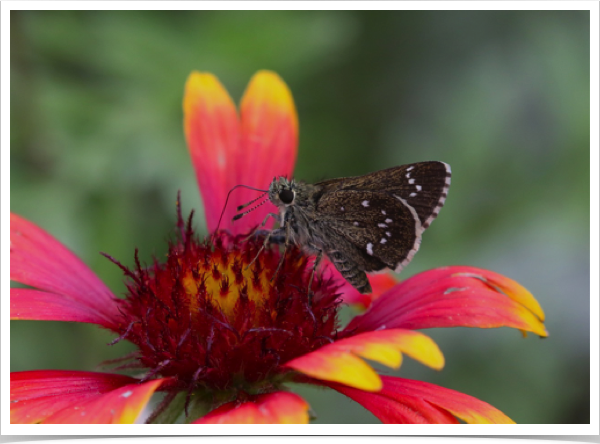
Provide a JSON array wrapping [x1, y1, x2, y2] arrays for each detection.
[[112, 215, 341, 393]]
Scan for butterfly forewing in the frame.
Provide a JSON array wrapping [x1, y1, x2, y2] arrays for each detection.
[[316, 161, 451, 229]]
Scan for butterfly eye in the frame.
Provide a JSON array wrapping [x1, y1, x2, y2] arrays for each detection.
[[279, 189, 294, 204]]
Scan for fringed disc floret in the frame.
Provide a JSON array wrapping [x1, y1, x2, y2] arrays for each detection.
[[107, 206, 341, 394]]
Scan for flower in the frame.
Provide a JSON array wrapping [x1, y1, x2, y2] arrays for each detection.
[[10, 71, 548, 424]]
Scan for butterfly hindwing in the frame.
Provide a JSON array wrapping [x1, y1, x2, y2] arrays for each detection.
[[315, 189, 421, 273]]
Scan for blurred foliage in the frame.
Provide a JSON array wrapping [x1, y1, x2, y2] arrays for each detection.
[[10, 10, 590, 424]]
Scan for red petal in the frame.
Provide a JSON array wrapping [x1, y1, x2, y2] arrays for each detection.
[[450, 266, 545, 321], [331, 383, 457, 424], [11, 370, 163, 424], [234, 71, 299, 234], [11, 288, 115, 324], [183, 72, 241, 233], [328, 376, 514, 424], [344, 266, 547, 337], [44, 380, 163, 424], [10, 214, 121, 328], [193, 392, 309, 424]]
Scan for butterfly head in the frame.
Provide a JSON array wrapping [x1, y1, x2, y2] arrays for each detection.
[[268, 176, 297, 207]]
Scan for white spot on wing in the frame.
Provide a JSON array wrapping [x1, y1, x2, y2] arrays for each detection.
[[362, 200, 369, 207], [409, 192, 417, 197], [381, 210, 386, 215], [340, 206, 345, 212], [366, 243, 374, 255], [386, 231, 391, 237], [406, 166, 414, 171], [378, 223, 388, 228], [353, 221, 359, 226], [408, 178, 415, 185], [380, 238, 387, 244], [385, 218, 392, 223], [416, 185, 422, 191]]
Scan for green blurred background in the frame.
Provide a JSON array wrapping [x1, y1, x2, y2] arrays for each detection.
[[10, 10, 590, 424]]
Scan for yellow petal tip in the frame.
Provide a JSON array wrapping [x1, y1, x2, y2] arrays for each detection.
[[241, 70, 298, 136], [397, 331, 446, 371], [183, 71, 237, 141]]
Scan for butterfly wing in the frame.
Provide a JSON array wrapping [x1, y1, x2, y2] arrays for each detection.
[[316, 189, 423, 274], [316, 161, 451, 229]]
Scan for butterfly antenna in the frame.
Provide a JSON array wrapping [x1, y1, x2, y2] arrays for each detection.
[[236, 193, 267, 211], [233, 197, 268, 221], [216, 184, 269, 232]]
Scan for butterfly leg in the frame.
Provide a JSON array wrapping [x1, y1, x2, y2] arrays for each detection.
[[306, 247, 323, 306], [243, 212, 280, 242], [246, 226, 285, 271], [271, 224, 292, 282], [269, 209, 297, 281], [245, 210, 288, 270]]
